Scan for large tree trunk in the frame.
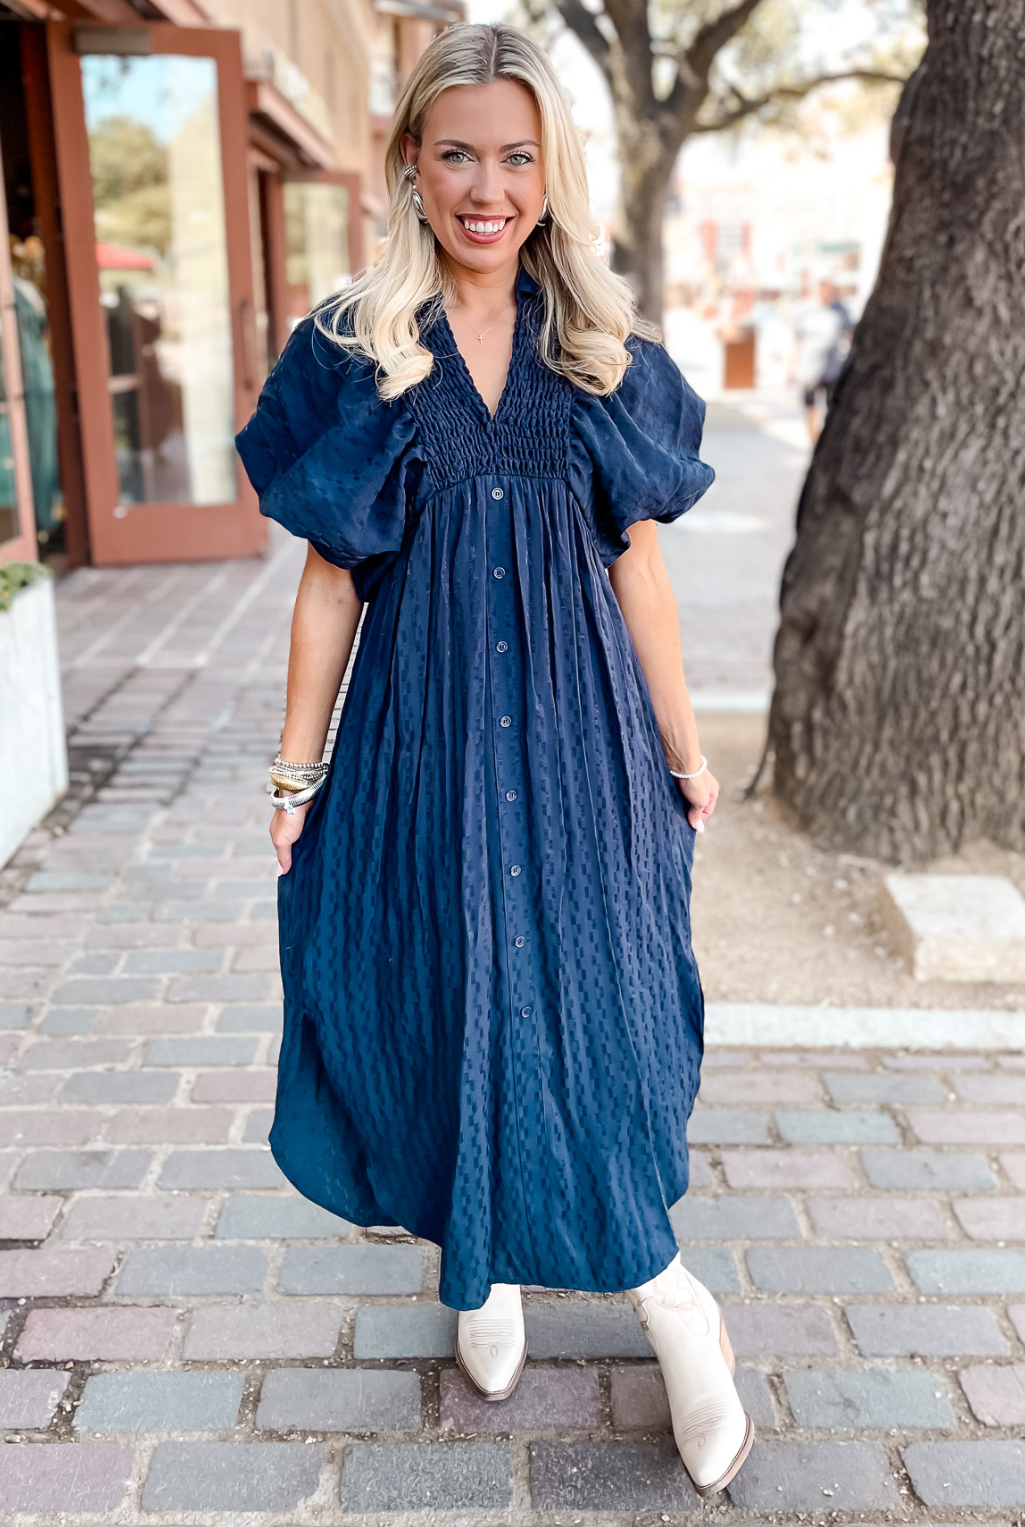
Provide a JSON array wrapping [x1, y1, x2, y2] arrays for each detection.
[[766, 0, 1025, 863], [609, 115, 677, 325]]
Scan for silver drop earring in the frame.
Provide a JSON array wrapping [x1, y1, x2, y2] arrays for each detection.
[[536, 191, 550, 227], [403, 163, 429, 224]]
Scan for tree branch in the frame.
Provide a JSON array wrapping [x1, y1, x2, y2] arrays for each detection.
[[692, 67, 908, 131], [551, 0, 613, 75], [602, 0, 651, 59], [658, 0, 766, 128], [684, 0, 767, 83]]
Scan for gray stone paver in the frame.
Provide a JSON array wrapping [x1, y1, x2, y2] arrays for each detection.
[[903, 1440, 1025, 1509], [846, 1302, 1012, 1357], [529, 1439, 697, 1510], [257, 1367, 422, 1432], [0, 1369, 70, 1426], [75, 1370, 245, 1432], [775, 1106, 901, 1143], [278, 1242, 423, 1295], [1, 540, 1024, 1524], [783, 1367, 955, 1429], [906, 1247, 1025, 1294], [341, 1440, 512, 1511], [747, 1245, 895, 1293], [726, 1439, 901, 1510], [142, 1440, 324, 1510], [116, 1244, 268, 1296]]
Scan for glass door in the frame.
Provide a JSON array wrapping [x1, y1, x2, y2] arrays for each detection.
[[48, 23, 262, 564], [264, 170, 362, 367]]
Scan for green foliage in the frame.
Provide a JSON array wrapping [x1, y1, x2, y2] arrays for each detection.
[[727, 0, 803, 80], [88, 116, 168, 206], [0, 561, 51, 613], [88, 116, 171, 257]]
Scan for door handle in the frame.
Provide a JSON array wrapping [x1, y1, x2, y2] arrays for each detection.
[[237, 296, 258, 394]]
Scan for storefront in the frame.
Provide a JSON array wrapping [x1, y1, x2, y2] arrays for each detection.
[[0, 0, 446, 570]]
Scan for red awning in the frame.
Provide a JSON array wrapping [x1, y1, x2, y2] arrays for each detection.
[[96, 242, 156, 271]]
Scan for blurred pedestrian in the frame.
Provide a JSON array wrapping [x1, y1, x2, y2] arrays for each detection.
[[237, 22, 751, 1498], [9, 239, 60, 542], [791, 275, 850, 444]]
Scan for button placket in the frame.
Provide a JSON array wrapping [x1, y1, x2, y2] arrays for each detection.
[[484, 479, 536, 1036]]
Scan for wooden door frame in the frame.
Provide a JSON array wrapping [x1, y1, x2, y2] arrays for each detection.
[[264, 169, 365, 360], [47, 20, 264, 565]]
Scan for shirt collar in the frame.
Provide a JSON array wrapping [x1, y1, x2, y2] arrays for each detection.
[[516, 264, 541, 299]]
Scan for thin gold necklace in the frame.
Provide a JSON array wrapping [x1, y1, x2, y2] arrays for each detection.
[[447, 303, 515, 346]]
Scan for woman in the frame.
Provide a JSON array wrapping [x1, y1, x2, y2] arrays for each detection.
[[236, 22, 752, 1498]]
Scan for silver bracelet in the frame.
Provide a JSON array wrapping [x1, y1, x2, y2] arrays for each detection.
[[269, 777, 325, 814], [668, 754, 708, 781], [271, 757, 327, 786]]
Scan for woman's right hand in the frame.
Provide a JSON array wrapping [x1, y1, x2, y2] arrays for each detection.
[[270, 800, 311, 874]]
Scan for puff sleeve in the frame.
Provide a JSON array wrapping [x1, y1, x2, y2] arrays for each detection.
[[235, 316, 420, 594], [569, 336, 715, 565]]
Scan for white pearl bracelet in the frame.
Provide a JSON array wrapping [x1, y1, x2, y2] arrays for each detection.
[[668, 754, 708, 781]]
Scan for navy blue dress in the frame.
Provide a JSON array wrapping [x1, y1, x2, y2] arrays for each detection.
[[236, 266, 715, 1310]]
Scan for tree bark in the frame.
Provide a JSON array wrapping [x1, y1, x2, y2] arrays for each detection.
[[609, 118, 680, 323], [767, 0, 1025, 863]]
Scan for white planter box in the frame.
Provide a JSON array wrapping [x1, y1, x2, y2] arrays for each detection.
[[0, 576, 68, 868]]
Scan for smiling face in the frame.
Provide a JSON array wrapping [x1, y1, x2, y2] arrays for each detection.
[[401, 78, 546, 282]]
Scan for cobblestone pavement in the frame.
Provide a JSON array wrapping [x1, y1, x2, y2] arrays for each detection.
[[2, 481, 1025, 1523]]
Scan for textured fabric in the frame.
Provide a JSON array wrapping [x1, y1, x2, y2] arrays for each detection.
[[235, 266, 714, 1310]]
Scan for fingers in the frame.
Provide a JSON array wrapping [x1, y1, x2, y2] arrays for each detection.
[[269, 820, 292, 875], [686, 775, 719, 833]]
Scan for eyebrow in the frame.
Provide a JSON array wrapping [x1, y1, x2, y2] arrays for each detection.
[[434, 138, 540, 151]]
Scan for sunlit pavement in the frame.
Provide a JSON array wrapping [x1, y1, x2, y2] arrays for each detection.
[[665, 309, 813, 709], [668, 387, 811, 709], [1, 477, 1024, 1520]]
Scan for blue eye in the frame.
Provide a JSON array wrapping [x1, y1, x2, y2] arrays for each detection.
[[442, 150, 471, 164], [507, 152, 534, 166]]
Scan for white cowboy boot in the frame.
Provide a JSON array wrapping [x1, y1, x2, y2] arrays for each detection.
[[455, 1282, 526, 1401], [628, 1253, 753, 1496]]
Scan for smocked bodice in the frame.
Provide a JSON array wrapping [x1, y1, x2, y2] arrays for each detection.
[[408, 300, 573, 490]]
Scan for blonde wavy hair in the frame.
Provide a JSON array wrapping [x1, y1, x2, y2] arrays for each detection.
[[315, 22, 646, 399]]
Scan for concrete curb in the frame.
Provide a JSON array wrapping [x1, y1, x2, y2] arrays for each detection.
[[706, 1001, 1025, 1050]]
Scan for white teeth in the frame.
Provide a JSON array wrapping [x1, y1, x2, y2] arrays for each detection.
[[462, 219, 506, 234]]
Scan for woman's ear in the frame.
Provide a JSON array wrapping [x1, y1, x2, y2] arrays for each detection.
[[399, 131, 419, 171]]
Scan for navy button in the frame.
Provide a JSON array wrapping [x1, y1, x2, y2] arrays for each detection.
[[510, 864, 521, 877], [520, 1005, 531, 1017], [491, 487, 504, 499], [499, 715, 512, 728], [514, 935, 525, 948], [493, 567, 506, 579], [505, 789, 517, 802], [496, 640, 509, 653]]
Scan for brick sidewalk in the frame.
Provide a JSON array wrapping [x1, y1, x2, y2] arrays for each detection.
[[1, 531, 1024, 1522]]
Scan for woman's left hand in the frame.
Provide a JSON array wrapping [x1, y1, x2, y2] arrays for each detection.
[[677, 767, 719, 833]]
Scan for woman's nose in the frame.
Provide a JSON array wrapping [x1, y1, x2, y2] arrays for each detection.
[[470, 158, 505, 205]]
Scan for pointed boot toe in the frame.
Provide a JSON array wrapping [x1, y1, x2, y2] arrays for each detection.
[[629, 1254, 753, 1496], [455, 1282, 526, 1401]]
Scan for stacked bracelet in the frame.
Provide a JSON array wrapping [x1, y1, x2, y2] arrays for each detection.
[[269, 756, 328, 813], [270, 756, 328, 793], [269, 779, 325, 814], [668, 754, 708, 781]]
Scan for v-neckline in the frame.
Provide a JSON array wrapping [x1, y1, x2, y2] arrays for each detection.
[[437, 278, 525, 427]]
